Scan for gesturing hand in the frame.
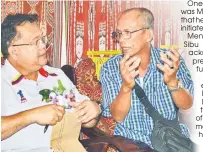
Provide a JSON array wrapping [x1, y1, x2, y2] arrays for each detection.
[[157, 49, 180, 86], [68, 100, 101, 124], [120, 55, 141, 89]]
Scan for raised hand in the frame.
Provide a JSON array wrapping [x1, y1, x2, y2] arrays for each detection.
[[157, 49, 180, 86], [120, 55, 141, 89]]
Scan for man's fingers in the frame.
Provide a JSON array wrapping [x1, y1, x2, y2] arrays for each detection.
[[54, 106, 65, 122], [57, 114, 63, 122], [160, 52, 173, 68], [78, 114, 92, 123], [164, 63, 171, 72], [160, 51, 180, 70], [166, 51, 177, 62], [76, 109, 89, 123], [120, 55, 130, 70], [76, 108, 86, 117], [130, 70, 139, 78], [50, 121, 57, 126], [54, 115, 59, 122], [75, 101, 89, 112], [166, 51, 180, 69], [128, 58, 141, 72], [68, 101, 80, 108], [170, 49, 180, 58], [125, 56, 138, 67], [157, 64, 168, 73], [56, 105, 65, 113], [56, 109, 64, 117]]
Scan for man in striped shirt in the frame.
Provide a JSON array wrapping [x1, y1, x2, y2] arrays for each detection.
[[100, 8, 193, 149]]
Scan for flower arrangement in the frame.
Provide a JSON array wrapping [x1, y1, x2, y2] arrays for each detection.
[[39, 80, 76, 109]]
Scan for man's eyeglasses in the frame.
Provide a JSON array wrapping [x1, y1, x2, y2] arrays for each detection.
[[12, 36, 47, 48], [112, 28, 149, 41]]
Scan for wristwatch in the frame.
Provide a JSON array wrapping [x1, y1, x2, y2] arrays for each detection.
[[168, 80, 183, 93]]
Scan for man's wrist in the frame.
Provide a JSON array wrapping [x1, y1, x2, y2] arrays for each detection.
[[167, 79, 184, 92], [22, 109, 36, 124], [166, 79, 179, 88], [121, 83, 133, 93]]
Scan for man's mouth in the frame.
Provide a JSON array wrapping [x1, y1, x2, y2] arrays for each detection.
[[122, 47, 131, 52]]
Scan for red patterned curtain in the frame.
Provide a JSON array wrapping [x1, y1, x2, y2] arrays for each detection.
[[66, 1, 182, 67], [1, 1, 183, 67]]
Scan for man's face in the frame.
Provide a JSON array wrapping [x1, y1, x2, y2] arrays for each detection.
[[10, 22, 47, 72], [116, 12, 150, 57]]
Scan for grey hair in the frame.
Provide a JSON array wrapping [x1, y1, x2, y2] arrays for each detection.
[[119, 7, 154, 30]]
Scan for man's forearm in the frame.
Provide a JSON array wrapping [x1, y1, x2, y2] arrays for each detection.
[[171, 89, 193, 110], [110, 83, 132, 123], [1, 110, 34, 140]]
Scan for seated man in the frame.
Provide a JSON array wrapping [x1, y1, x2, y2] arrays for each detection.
[[100, 7, 194, 149], [1, 14, 101, 152]]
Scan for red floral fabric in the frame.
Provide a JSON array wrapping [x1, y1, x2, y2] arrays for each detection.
[[75, 58, 115, 137], [75, 58, 102, 102]]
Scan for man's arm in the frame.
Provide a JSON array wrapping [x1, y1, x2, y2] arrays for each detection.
[[1, 104, 65, 140], [157, 49, 193, 110], [1, 110, 35, 140], [1, 111, 34, 140], [167, 79, 193, 109], [101, 55, 140, 123], [109, 83, 132, 123]]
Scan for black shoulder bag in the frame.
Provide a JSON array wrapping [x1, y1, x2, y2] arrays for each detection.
[[134, 84, 196, 152]]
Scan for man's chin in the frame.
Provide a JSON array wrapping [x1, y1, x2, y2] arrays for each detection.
[[39, 58, 48, 67], [123, 50, 140, 57]]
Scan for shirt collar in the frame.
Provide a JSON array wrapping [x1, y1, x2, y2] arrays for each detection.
[[4, 60, 55, 85], [37, 66, 58, 82]]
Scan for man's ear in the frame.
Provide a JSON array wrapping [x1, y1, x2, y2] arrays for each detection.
[[8, 46, 19, 61], [146, 29, 154, 42]]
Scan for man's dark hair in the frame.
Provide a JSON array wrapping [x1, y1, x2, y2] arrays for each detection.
[[1, 13, 38, 58]]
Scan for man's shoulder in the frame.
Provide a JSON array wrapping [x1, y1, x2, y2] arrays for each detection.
[[1, 62, 13, 82], [1, 68, 11, 85], [1, 65, 7, 78], [100, 54, 122, 79]]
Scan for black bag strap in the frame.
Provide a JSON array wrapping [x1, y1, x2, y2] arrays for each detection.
[[134, 84, 180, 129], [134, 84, 163, 121]]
